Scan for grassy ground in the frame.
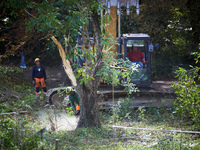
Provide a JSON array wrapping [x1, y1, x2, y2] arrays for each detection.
[[1, 66, 200, 149], [14, 109, 199, 150]]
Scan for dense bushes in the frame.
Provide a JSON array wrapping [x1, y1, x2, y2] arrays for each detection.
[[172, 52, 200, 130], [0, 116, 40, 149]]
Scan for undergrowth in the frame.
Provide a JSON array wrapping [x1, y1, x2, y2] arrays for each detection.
[[1, 107, 200, 149], [172, 52, 200, 130], [1, 66, 200, 149], [0, 66, 42, 113]]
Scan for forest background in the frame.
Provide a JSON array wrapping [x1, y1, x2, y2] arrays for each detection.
[[1, 0, 200, 78]]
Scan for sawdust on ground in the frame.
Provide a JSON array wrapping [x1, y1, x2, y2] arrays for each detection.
[[33, 109, 78, 131]]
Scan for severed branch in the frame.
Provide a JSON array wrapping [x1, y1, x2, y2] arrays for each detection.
[[102, 45, 114, 54], [51, 36, 77, 86]]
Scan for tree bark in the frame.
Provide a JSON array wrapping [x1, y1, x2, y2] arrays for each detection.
[[75, 7, 103, 128], [76, 82, 101, 128]]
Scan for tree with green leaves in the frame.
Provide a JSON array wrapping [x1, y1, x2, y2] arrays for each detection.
[[24, 0, 133, 128], [0, 0, 52, 63]]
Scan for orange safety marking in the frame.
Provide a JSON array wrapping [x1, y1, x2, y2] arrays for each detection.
[[76, 105, 80, 111], [34, 77, 46, 88]]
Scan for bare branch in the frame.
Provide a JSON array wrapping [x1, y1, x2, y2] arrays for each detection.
[[24, 9, 37, 18], [109, 66, 129, 70]]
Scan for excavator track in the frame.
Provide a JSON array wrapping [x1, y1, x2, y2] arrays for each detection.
[[45, 79, 176, 110]]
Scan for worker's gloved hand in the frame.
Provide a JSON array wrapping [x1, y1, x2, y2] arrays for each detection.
[[32, 80, 35, 85], [44, 79, 47, 84], [75, 110, 80, 116]]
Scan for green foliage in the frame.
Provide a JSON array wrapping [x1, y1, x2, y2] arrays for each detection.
[[0, 66, 36, 112], [26, 1, 90, 37], [172, 52, 200, 129], [1, 0, 27, 18], [0, 66, 23, 84], [98, 52, 133, 83], [113, 97, 134, 120], [66, 106, 74, 116], [97, 31, 136, 87], [120, 6, 138, 34], [0, 115, 41, 149], [137, 106, 146, 121], [0, 117, 15, 148], [121, 0, 200, 78], [0, 66, 25, 97], [154, 134, 200, 150]]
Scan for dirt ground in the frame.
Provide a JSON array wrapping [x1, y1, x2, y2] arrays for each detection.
[[22, 65, 177, 92], [151, 78, 177, 92], [22, 65, 65, 88]]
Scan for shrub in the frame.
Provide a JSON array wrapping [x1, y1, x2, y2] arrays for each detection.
[[0, 116, 41, 149], [172, 52, 200, 129], [113, 97, 134, 120]]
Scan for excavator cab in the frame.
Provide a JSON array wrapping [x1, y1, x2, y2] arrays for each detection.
[[77, 34, 153, 87], [118, 34, 153, 87]]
